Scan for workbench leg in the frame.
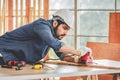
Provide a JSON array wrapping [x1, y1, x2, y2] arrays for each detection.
[[82, 76, 88, 80], [49, 77, 59, 80], [91, 75, 98, 80], [42, 77, 59, 80], [84, 75, 98, 80], [36, 78, 49, 80], [43, 78, 49, 80], [39, 78, 49, 80], [113, 74, 120, 80]]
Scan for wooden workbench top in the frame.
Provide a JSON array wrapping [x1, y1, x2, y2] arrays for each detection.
[[0, 59, 120, 80]]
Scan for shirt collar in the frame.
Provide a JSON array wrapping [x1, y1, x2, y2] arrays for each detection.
[[47, 20, 57, 38]]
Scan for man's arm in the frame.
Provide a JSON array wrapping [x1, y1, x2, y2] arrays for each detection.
[[59, 46, 93, 63], [59, 45, 81, 56], [58, 45, 81, 62], [62, 55, 74, 62]]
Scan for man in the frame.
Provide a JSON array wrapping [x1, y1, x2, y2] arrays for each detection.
[[0, 9, 91, 65]]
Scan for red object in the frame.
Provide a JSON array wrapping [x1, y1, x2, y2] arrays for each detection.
[[78, 52, 93, 64], [13, 60, 18, 66], [7, 60, 26, 67], [21, 61, 26, 67], [7, 60, 12, 66], [7, 60, 18, 66]]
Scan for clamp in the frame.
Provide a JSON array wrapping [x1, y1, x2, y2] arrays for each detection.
[[1, 60, 26, 70]]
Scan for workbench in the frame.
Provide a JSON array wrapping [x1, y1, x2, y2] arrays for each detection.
[[0, 59, 120, 80]]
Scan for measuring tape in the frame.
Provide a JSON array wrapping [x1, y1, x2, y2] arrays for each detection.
[[32, 64, 43, 70]]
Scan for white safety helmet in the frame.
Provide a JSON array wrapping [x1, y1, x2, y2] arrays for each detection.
[[52, 9, 74, 29]]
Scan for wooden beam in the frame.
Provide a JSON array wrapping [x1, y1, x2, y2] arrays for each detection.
[[38, 0, 41, 18], [109, 13, 120, 43], [26, 0, 30, 23], [33, 0, 36, 20], [16, 0, 18, 28], [87, 42, 120, 61], [3, 0, 7, 32], [0, 0, 2, 35], [29, 7, 33, 22], [44, 0, 49, 19], [20, 0, 23, 25], [8, 0, 13, 31]]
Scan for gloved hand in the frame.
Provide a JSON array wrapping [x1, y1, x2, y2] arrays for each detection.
[[79, 47, 92, 57], [74, 47, 93, 63], [7, 60, 26, 66]]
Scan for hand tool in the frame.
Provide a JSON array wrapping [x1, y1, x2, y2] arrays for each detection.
[[32, 62, 43, 70], [1, 60, 26, 70], [78, 52, 93, 64], [32, 61, 54, 70]]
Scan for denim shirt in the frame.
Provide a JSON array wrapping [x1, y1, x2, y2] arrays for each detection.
[[0, 18, 65, 63]]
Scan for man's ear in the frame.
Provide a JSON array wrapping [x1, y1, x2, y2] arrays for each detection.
[[53, 20, 58, 28]]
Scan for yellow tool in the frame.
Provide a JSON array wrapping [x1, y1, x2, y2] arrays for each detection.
[[32, 61, 54, 70], [32, 64, 43, 70]]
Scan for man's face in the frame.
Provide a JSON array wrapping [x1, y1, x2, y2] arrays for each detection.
[[55, 24, 70, 40]]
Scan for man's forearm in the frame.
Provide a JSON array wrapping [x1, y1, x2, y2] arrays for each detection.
[[59, 45, 81, 56], [62, 55, 74, 62]]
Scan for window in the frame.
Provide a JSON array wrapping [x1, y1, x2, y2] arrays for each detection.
[[77, 0, 119, 48], [78, 0, 114, 9], [49, 0, 120, 58]]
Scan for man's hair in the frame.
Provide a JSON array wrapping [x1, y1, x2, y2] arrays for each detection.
[[52, 19, 65, 27], [52, 16, 65, 23], [52, 16, 66, 25], [52, 20, 65, 31], [56, 20, 65, 25]]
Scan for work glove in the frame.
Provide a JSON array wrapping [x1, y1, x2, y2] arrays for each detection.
[[74, 47, 93, 63], [7, 60, 26, 67], [79, 47, 92, 57]]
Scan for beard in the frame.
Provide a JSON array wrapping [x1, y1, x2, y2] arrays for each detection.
[[57, 34, 66, 40], [54, 23, 66, 40], [54, 27, 66, 40]]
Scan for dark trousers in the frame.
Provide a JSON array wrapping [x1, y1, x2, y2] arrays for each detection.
[[0, 57, 5, 65]]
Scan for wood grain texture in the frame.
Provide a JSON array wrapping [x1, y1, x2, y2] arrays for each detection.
[[8, 0, 13, 31], [86, 42, 120, 80], [45, 60, 120, 69], [109, 13, 120, 43], [44, 0, 49, 19], [87, 42, 120, 61]]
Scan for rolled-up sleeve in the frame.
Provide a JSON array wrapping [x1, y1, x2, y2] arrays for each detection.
[[33, 21, 64, 51], [55, 51, 65, 60]]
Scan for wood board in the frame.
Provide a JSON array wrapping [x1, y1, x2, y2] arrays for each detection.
[[45, 59, 120, 69], [0, 59, 120, 78]]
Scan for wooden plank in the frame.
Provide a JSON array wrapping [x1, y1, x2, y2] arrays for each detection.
[[2, 0, 6, 33], [44, 0, 49, 19], [0, 0, 2, 35], [29, 7, 33, 22], [0, 61, 120, 76], [3, 0, 7, 33], [33, 0, 36, 20], [0, 62, 120, 80], [87, 42, 120, 80], [38, 0, 41, 18], [109, 12, 120, 43], [0, 0, 4, 35], [16, 0, 18, 28], [26, 0, 30, 23], [20, 0, 23, 25], [60, 76, 83, 80], [45, 59, 120, 69], [87, 42, 120, 61], [8, 0, 13, 31]]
